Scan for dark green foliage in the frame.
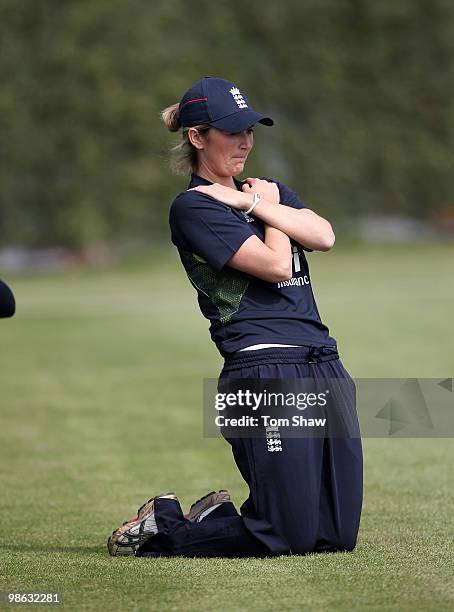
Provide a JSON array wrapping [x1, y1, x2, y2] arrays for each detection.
[[0, 0, 453, 246]]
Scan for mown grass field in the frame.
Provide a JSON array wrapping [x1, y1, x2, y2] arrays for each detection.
[[0, 242, 453, 611]]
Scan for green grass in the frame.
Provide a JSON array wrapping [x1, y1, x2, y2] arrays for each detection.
[[0, 242, 453, 611]]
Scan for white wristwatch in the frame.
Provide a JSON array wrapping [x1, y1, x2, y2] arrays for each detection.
[[245, 192, 261, 215]]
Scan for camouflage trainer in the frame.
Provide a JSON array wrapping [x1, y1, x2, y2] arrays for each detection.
[[186, 490, 232, 523], [107, 493, 178, 556]]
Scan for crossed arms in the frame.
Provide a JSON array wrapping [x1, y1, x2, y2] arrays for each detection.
[[189, 178, 335, 283]]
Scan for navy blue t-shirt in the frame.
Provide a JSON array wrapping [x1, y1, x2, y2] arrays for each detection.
[[169, 173, 337, 357]]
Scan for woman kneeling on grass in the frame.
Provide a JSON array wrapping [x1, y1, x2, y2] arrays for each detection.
[[108, 77, 363, 558]]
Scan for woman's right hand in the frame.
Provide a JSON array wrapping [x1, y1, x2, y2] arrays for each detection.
[[242, 178, 280, 205]]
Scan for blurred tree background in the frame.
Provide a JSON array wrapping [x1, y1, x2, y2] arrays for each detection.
[[0, 0, 453, 248]]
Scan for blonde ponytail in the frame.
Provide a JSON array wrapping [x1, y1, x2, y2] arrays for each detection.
[[161, 102, 210, 175], [161, 103, 181, 132]]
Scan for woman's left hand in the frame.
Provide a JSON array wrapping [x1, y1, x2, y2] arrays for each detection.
[[188, 183, 251, 210]]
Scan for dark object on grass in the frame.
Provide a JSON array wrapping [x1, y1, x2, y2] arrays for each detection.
[[0, 279, 15, 317]]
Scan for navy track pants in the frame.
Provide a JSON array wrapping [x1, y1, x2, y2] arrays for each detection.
[[136, 348, 363, 557]]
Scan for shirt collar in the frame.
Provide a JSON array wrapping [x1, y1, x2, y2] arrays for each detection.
[[188, 173, 245, 191]]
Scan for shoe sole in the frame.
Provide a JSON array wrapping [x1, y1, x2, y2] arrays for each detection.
[[186, 490, 231, 523], [107, 493, 177, 556]]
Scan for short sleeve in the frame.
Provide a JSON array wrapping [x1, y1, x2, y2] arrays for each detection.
[[169, 192, 255, 271], [275, 180, 308, 210], [261, 177, 313, 252]]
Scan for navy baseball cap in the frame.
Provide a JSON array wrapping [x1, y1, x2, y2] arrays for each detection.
[[178, 76, 274, 132]]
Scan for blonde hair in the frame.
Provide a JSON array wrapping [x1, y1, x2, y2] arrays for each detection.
[[161, 103, 210, 174]]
